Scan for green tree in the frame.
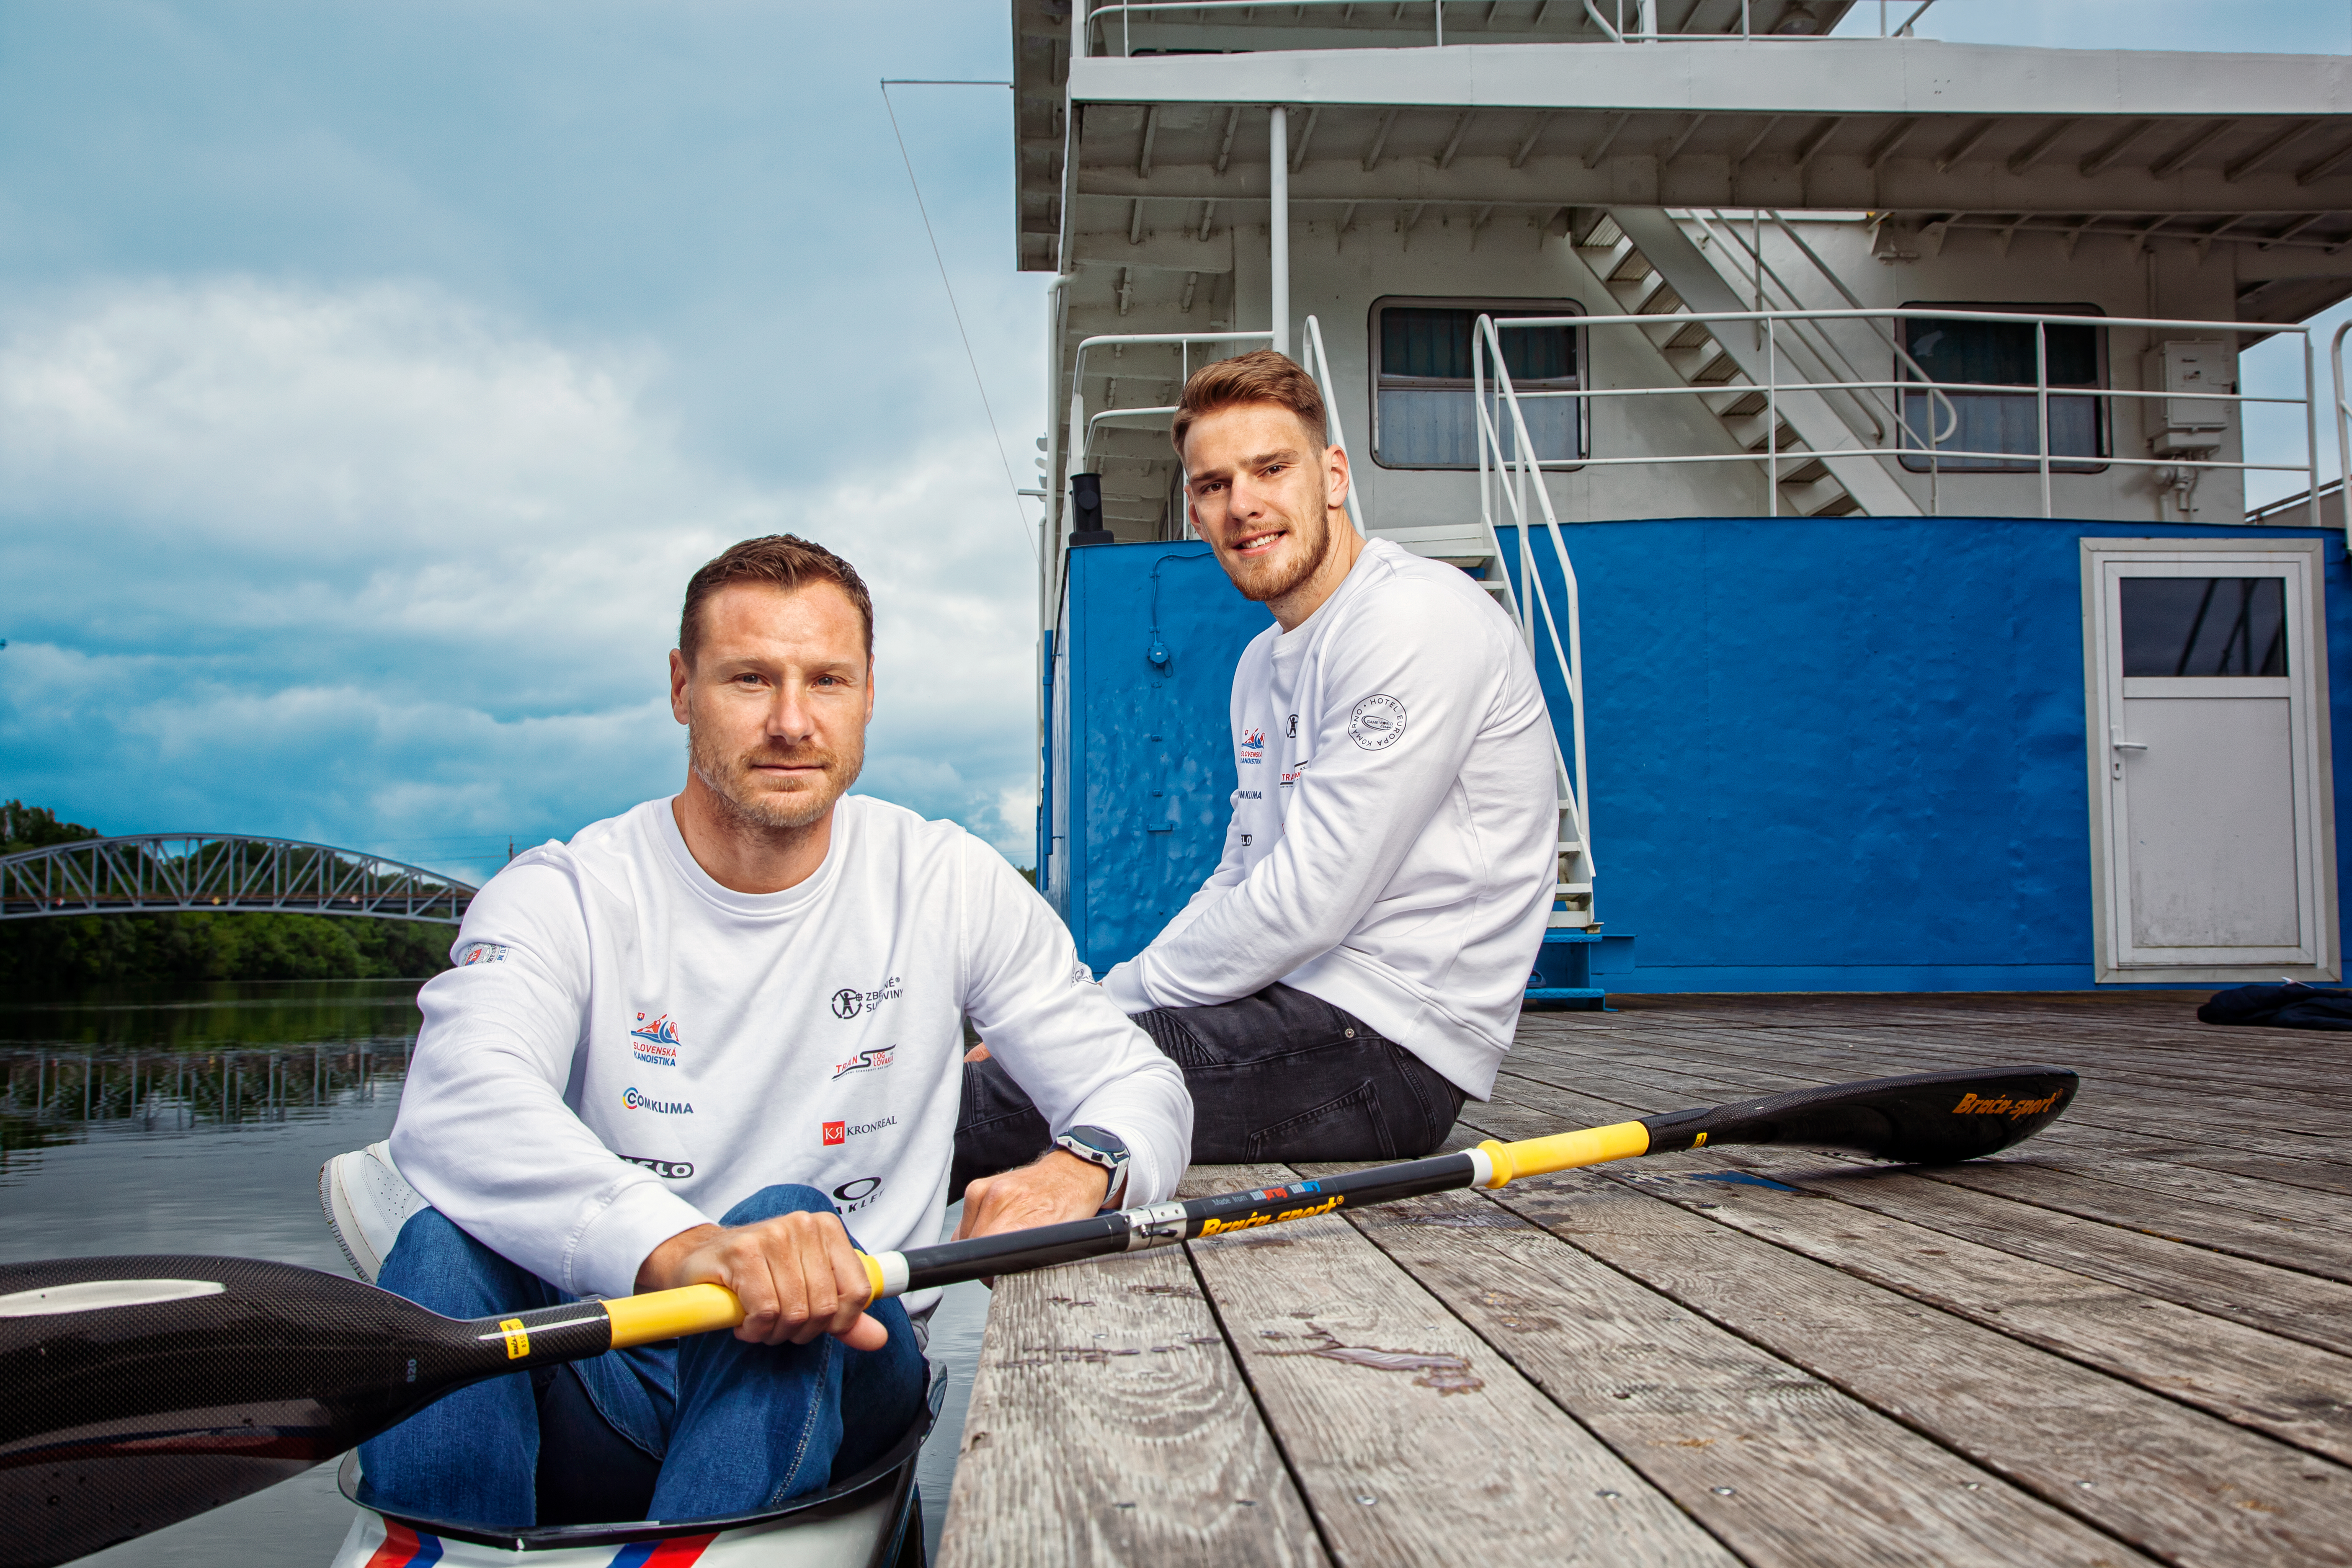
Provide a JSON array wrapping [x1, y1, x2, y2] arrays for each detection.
[[2, 800, 103, 854]]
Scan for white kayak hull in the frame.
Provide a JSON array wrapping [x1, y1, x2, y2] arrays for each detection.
[[328, 1482, 910, 1567], [327, 1364, 939, 1568]]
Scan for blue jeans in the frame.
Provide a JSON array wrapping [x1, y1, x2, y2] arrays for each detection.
[[358, 1184, 926, 1529]]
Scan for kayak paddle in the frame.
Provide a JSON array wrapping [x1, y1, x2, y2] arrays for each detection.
[[0, 1064, 2072, 1567]]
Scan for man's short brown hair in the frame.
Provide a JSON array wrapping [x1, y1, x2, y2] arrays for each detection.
[[679, 535, 874, 665], [1170, 348, 1328, 458]]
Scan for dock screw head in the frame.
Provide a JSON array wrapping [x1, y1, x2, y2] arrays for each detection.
[[1712, 1487, 1737, 1497]]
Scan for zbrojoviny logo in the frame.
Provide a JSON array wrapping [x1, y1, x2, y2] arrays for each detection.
[[622, 1088, 693, 1115]]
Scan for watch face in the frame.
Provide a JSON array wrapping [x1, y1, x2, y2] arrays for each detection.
[[1063, 1124, 1129, 1160]]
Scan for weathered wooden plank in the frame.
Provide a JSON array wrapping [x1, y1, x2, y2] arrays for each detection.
[[1636, 997, 2352, 1089], [937, 1243, 1327, 1568], [1694, 1148, 2352, 1358], [1894, 1157, 2352, 1281], [1182, 1162, 1739, 1568], [1325, 1180, 2159, 1568], [1599, 1161, 2352, 1467], [1507, 1020, 2326, 1121], [1498, 1047, 2352, 1249], [1504, 1035, 2352, 1192], [1486, 1166, 2352, 1568], [1483, 1065, 2352, 1380]]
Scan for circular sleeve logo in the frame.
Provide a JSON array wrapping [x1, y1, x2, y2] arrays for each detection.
[[1347, 694, 1408, 750]]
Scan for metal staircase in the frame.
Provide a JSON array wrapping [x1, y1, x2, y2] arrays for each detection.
[[1572, 209, 1926, 518]]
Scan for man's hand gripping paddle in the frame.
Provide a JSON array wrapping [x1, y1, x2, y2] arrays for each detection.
[[0, 1065, 2073, 1568]]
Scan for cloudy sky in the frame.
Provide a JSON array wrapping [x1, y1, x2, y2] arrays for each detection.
[[1, 1, 2346, 883]]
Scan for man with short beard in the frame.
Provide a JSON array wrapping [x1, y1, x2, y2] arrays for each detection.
[[361, 535, 1191, 1529], [957, 349, 1555, 1181]]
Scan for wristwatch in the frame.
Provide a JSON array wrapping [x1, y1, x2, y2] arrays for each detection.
[[1053, 1124, 1132, 1212]]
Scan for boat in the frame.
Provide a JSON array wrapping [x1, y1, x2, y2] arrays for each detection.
[[1022, 0, 2352, 1003], [322, 1386, 937, 1568], [317, 1146, 939, 1568]]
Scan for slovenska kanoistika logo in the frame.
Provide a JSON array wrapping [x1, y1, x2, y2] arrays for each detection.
[[629, 1013, 682, 1067]]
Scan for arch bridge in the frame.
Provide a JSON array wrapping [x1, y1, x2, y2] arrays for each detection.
[[0, 835, 476, 923]]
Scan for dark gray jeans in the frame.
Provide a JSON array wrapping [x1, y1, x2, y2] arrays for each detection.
[[951, 983, 1466, 1196]]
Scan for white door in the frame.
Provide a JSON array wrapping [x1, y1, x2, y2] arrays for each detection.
[[2084, 541, 2337, 982]]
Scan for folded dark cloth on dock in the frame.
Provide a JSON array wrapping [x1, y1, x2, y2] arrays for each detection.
[[2197, 981, 2352, 1030]]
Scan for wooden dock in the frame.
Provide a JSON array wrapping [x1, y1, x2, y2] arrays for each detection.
[[936, 993, 2352, 1567]]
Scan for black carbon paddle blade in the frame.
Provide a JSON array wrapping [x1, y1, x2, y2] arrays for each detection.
[[0, 1256, 472, 1568], [0, 1254, 616, 1568], [1638, 1065, 2079, 1165]]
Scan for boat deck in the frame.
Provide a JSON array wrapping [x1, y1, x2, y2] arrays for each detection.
[[935, 993, 2352, 1567]]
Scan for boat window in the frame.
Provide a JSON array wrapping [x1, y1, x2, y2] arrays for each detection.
[[1371, 298, 1583, 469], [2120, 577, 2288, 677], [1896, 303, 2109, 475]]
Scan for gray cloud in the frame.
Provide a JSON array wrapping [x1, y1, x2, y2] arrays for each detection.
[[0, 277, 1040, 877]]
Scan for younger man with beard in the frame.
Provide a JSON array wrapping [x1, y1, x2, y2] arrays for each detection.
[[958, 350, 1556, 1179], [364, 536, 1190, 1528]]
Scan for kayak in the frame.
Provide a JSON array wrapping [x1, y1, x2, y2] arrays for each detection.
[[325, 1365, 941, 1568], [317, 1144, 942, 1567]]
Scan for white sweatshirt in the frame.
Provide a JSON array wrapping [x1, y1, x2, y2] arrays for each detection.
[[1101, 539, 1557, 1099], [392, 794, 1192, 1310]]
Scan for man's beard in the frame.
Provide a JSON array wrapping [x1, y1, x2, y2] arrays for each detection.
[[687, 719, 862, 832], [1225, 502, 1333, 605]]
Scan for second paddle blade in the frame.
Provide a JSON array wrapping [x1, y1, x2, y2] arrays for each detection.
[[1639, 1065, 2079, 1164], [0, 1255, 486, 1568]]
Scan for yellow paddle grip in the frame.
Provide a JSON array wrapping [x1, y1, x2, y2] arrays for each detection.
[[1477, 1120, 1651, 1187], [600, 1259, 890, 1351], [603, 1284, 745, 1349]]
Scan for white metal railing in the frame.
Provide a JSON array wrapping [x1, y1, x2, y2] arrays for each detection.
[[1470, 316, 1597, 930], [1302, 315, 1367, 538], [1480, 306, 2323, 523], [2333, 319, 2352, 552], [1083, 0, 1936, 55]]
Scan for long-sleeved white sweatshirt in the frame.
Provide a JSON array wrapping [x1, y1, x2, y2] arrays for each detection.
[[1101, 538, 1556, 1099], [392, 794, 1192, 1311]]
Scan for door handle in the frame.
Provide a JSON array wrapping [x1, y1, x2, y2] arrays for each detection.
[[2111, 741, 2148, 752]]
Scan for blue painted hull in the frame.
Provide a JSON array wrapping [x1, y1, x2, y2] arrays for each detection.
[[1043, 518, 2348, 993]]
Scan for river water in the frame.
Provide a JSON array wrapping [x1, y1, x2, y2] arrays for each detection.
[[0, 979, 985, 1565]]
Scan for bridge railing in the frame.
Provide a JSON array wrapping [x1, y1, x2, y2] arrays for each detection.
[[0, 836, 477, 923]]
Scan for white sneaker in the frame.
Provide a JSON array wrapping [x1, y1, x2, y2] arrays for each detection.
[[318, 1142, 433, 1283]]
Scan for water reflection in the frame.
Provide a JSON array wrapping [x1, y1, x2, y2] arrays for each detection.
[[0, 980, 418, 1175]]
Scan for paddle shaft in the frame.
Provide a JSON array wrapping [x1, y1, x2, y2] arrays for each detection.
[[605, 1061, 2079, 1346]]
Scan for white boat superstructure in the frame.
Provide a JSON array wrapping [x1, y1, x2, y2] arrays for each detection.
[[1021, 2, 2352, 972]]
